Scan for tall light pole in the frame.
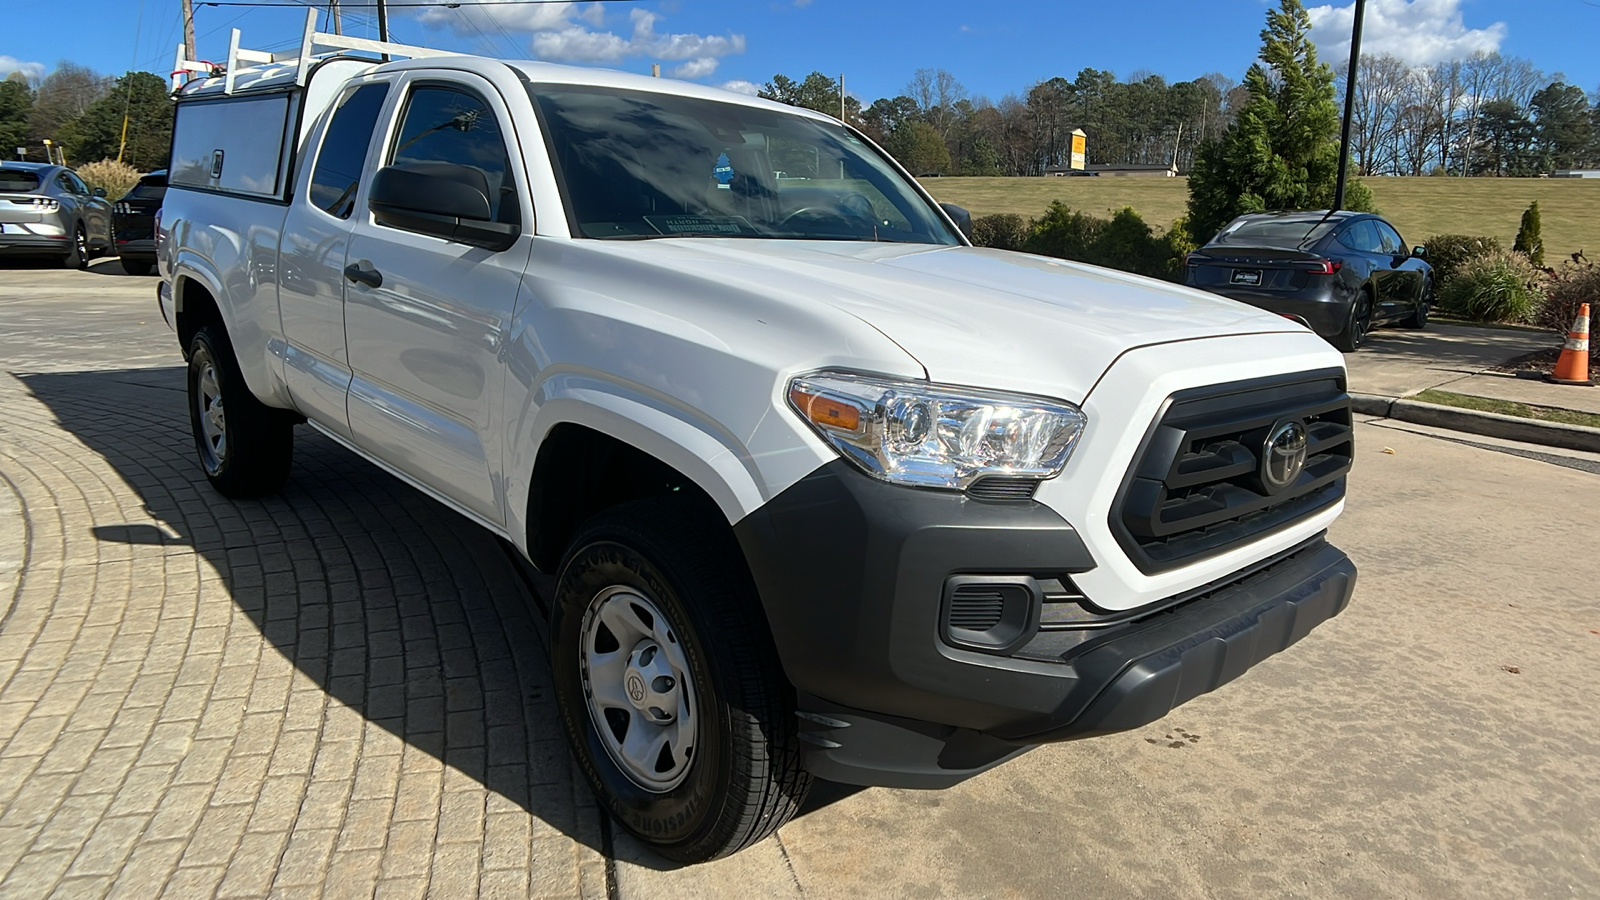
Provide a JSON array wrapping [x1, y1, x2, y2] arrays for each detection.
[[330, 0, 342, 35], [1333, 0, 1366, 211], [376, 0, 389, 42]]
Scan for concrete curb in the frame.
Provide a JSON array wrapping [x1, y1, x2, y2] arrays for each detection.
[[1351, 391, 1600, 454]]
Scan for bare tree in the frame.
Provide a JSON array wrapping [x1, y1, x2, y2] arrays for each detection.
[[906, 68, 967, 141]]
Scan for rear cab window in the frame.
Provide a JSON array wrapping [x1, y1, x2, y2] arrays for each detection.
[[309, 82, 391, 219]]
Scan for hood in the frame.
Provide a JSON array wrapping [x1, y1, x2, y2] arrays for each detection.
[[582, 239, 1304, 404]]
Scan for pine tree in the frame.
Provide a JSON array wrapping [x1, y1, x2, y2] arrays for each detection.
[[1185, 0, 1374, 242], [69, 72, 173, 172], [1513, 200, 1544, 267]]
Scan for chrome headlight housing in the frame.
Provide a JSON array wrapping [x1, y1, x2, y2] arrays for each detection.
[[787, 371, 1087, 490]]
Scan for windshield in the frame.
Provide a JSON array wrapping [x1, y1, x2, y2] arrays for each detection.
[[1214, 217, 1338, 248], [0, 169, 42, 193], [529, 85, 960, 245]]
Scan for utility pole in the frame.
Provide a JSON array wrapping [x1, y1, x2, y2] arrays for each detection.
[[839, 74, 845, 122], [330, 0, 342, 35], [1334, 0, 1366, 211], [181, 0, 196, 61], [376, 0, 389, 42]]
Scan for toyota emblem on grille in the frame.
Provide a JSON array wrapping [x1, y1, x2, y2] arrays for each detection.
[[1261, 419, 1309, 493]]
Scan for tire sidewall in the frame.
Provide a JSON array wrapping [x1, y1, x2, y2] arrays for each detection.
[[187, 330, 231, 480], [551, 536, 730, 848]]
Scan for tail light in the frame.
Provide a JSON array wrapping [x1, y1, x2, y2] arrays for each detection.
[[31, 197, 60, 212], [1185, 253, 1206, 267], [1305, 259, 1341, 275]]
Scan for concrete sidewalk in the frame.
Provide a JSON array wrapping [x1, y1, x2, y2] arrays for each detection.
[[1348, 322, 1599, 451]]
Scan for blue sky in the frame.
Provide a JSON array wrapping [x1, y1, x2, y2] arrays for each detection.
[[3, 0, 1596, 103]]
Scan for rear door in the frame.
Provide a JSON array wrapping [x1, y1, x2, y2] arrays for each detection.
[[60, 170, 112, 249], [342, 72, 533, 524], [278, 78, 395, 440]]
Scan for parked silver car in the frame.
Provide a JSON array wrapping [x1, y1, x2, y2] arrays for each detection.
[[0, 162, 114, 268]]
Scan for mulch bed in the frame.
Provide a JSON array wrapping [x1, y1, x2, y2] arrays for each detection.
[[1491, 347, 1565, 377]]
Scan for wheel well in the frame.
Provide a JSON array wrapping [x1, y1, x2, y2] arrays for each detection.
[[525, 424, 718, 571], [175, 277, 223, 355]]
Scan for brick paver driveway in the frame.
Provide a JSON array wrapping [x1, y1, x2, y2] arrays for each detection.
[[0, 263, 608, 898]]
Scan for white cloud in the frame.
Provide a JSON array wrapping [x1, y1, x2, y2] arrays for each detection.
[[416, 2, 744, 77], [0, 55, 45, 81], [720, 79, 760, 95], [670, 57, 719, 79], [1307, 0, 1506, 67]]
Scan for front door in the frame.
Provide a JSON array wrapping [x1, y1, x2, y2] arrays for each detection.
[[343, 73, 532, 524]]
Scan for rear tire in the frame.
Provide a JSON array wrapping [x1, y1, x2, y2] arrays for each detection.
[[187, 325, 294, 497], [1331, 289, 1373, 352], [550, 497, 811, 863], [60, 224, 87, 270], [120, 259, 153, 276]]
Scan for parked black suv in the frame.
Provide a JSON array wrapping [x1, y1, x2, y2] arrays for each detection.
[[113, 170, 167, 276], [1185, 210, 1433, 351]]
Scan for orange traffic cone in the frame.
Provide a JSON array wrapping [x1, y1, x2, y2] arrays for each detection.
[[1547, 302, 1592, 386]]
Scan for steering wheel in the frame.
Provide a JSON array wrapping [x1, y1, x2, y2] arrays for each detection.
[[778, 206, 873, 235]]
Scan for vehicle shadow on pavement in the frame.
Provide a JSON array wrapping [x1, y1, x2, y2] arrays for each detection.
[[1356, 324, 1558, 378], [20, 365, 856, 871]]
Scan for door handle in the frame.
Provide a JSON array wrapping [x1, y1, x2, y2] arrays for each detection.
[[343, 262, 382, 288]]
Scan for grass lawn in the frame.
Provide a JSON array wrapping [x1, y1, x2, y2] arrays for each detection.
[[918, 176, 1600, 261], [1411, 389, 1600, 429]]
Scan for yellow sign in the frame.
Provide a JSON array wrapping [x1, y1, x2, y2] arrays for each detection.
[[1071, 133, 1086, 155]]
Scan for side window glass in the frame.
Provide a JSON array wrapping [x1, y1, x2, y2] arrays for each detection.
[[310, 82, 391, 219], [1342, 221, 1378, 253], [1376, 222, 1404, 255], [57, 173, 80, 195], [389, 85, 518, 225]]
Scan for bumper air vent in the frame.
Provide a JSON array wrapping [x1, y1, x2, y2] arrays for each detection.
[[1111, 368, 1353, 574], [966, 477, 1039, 501]]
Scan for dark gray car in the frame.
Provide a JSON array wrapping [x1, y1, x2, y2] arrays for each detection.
[[0, 162, 115, 268], [1184, 210, 1433, 351]]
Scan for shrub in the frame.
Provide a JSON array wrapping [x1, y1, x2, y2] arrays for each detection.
[[1537, 251, 1600, 333], [1161, 216, 1198, 280], [1422, 234, 1502, 288], [1513, 200, 1544, 267], [970, 214, 1027, 251], [1023, 201, 1104, 261], [75, 159, 142, 200], [1437, 250, 1547, 323]]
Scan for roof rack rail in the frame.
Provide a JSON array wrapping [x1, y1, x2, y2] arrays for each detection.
[[171, 8, 459, 94]]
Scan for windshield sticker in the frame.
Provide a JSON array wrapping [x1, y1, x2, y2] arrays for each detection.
[[713, 152, 735, 189], [644, 215, 758, 237]]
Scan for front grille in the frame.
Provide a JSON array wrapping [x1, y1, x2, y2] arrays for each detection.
[[1111, 369, 1352, 574]]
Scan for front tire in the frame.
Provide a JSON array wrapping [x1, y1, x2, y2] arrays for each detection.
[[1401, 279, 1432, 329], [187, 325, 294, 497], [551, 498, 811, 863]]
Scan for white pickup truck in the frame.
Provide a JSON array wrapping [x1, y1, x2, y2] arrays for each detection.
[[158, 33, 1357, 862]]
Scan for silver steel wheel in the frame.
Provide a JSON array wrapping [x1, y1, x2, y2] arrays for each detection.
[[579, 585, 698, 793], [74, 227, 89, 265], [196, 361, 227, 475]]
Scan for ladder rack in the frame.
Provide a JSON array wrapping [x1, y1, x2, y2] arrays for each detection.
[[172, 8, 459, 94]]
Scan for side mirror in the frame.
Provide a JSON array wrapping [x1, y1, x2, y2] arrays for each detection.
[[1412, 245, 1427, 260], [939, 202, 973, 242], [92, 187, 107, 198], [368, 164, 519, 252]]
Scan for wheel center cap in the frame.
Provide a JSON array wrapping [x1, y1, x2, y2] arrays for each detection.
[[622, 640, 677, 720]]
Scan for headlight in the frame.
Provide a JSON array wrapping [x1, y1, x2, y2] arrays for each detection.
[[787, 371, 1087, 490]]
